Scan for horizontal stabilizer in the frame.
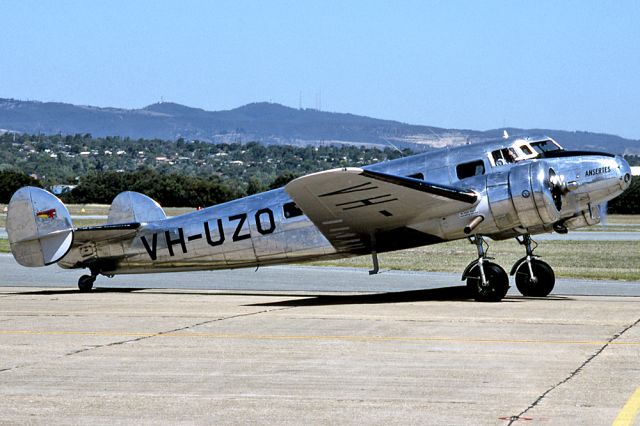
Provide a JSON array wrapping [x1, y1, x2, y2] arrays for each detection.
[[74, 222, 140, 245], [6, 187, 74, 267]]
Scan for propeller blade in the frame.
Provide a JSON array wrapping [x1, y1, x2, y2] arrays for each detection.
[[548, 168, 565, 211], [598, 202, 608, 226]]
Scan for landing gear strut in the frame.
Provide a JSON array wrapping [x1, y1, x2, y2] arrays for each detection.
[[511, 235, 555, 297], [463, 235, 509, 302], [78, 271, 98, 292]]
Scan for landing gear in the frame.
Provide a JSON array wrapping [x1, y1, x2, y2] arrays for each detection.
[[461, 234, 556, 301], [463, 236, 509, 302], [514, 260, 555, 297], [78, 274, 97, 292], [511, 235, 555, 297]]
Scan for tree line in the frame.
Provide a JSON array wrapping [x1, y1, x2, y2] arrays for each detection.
[[0, 133, 406, 192], [0, 169, 301, 208], [61, 169, 240, 207], [608, 176, 640, 214]]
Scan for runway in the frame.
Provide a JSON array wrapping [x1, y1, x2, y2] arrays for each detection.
[[1, 255, 640, 424]]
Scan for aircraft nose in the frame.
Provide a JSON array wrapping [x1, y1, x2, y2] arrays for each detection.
[[616, 155, 632, 190]]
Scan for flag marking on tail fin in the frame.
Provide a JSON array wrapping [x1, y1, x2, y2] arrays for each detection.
[[36, 209, 57, 220]]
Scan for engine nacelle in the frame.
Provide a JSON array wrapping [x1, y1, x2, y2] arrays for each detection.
[[487, 161, 561, 230]]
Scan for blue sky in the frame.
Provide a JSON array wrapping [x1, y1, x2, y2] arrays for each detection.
[[1, 1, 640, 138]]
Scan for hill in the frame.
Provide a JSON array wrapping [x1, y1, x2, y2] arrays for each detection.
[[1, 98, 638, 154]]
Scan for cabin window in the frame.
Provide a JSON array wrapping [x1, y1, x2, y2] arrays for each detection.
[[283, 202, 303, 219], [456, 160, 485, 180], [520, 145, 533, 156], [407, 172, 424, 180], [491, 148, 515, 166]]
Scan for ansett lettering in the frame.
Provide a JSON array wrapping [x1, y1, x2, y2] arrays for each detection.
[[140, 208, 276, 260], [585, 166, 611, 177]]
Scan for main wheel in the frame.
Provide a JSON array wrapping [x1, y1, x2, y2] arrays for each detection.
[[515, 259, 555, 297], [466, 262, 509, 302], [78, 275, 95, 292]]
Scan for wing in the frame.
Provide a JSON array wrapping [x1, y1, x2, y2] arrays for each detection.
[[285, 167, 478, 253]]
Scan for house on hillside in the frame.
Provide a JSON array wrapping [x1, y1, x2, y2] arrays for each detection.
[[51, 184, 77, 195]]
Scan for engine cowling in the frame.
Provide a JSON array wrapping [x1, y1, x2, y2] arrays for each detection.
[[487, 161, 562, 230]]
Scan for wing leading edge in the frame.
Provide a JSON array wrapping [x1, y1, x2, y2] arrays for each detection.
[[285, 167, 478, 253], [360, 169, 477, 203]]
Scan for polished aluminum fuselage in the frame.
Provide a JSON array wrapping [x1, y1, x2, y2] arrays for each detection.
[[58, 137, 632, 275], [59, 188, 340, 274]]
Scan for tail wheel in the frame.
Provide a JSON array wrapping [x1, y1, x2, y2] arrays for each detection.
[[515, 259, 555, 297], [78, 275, 96, 292], [466, 262, 509, 302]]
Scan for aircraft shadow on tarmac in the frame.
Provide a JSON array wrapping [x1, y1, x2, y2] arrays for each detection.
[[246, 286, 521, 307], [5, 286, 572, 305], [6, 285, 483, 304]]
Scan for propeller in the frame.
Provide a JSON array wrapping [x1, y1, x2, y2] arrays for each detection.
[[598, 202, 608, 226], [548, 168, 565, 211]]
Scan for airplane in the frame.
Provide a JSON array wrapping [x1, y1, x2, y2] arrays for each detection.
[[5, 135, 635, 302]]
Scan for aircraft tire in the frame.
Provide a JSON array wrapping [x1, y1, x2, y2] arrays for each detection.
[[515, 260, 555, 297], [466, 262, 509, 302], [78, 275, 95, 292]]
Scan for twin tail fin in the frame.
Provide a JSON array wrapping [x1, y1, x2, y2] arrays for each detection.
[[6, 187, 74, 267]]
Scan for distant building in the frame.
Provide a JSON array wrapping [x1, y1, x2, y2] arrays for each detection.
[[51, 184, 76, 195]]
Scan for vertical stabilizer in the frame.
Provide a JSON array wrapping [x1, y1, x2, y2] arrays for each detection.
[[107, 191, 166, 224], [6, 187, 74, 266]]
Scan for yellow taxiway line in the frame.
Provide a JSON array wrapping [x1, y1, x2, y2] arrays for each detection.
[[613, 388, 640, 426]]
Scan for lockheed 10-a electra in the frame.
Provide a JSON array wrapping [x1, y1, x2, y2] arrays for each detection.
[[6, 135, 634, 301]]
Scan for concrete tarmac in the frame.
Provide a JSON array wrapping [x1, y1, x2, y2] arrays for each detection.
[[1, 257, 640, 424], [0, 288, 639, 425]]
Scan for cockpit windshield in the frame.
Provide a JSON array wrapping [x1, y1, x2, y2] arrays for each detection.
[[511, 138, 563, 162], [490, 138, 564, 166], [530, 140, 562, 154]]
